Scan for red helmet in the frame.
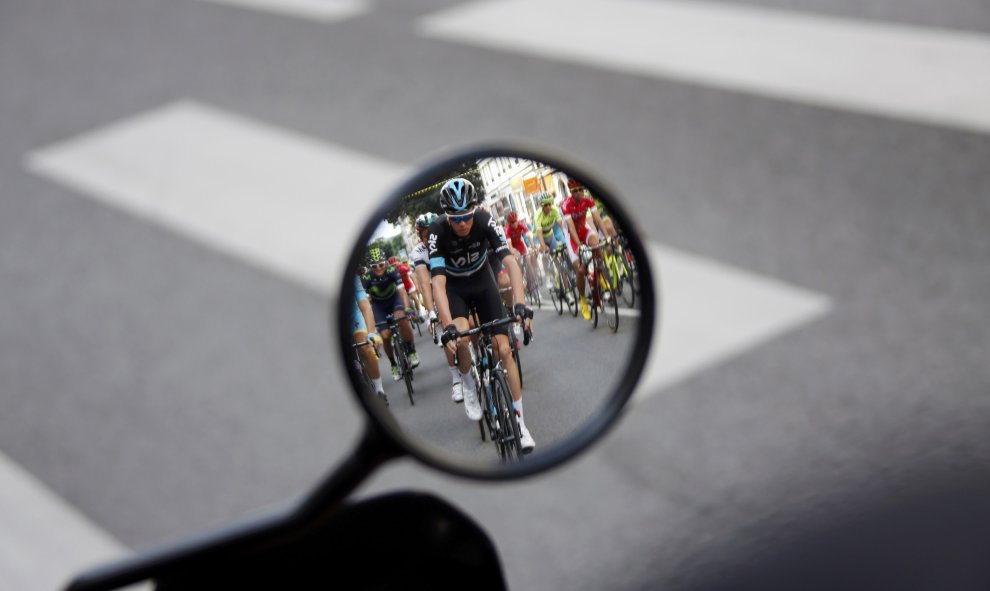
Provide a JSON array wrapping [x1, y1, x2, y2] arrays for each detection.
[[567, 178, 586, 194], [506, 211, 518, 224], [388, 256, 398, 265]]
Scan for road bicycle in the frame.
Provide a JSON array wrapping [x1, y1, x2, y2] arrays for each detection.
[[579, 243, 619, 333], [454, 315, 524, 462], [602, 237, 635, 308], [352, 340, 387, 408], [374, 314, 415, 406], [542, 245, 577, 316], [518, 255, 542, 309], [406, 307, 425, 338]]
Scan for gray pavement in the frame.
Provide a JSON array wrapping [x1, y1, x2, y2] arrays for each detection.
[[2, 0, 990, 589]]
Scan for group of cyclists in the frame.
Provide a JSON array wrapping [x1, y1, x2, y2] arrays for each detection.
[[351, 173, 633, 458]]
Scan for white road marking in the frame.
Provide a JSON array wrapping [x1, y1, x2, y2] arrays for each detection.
[[418, 0, 990, 134], [0, 450, 147, 591], [636, 244, 831, 400], [20, 103, 830, 569], [26, 101, 409, 296], [196, 0, 370, 23]]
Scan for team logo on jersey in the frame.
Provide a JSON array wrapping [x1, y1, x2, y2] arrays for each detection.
[[451, 251, 482, 268]]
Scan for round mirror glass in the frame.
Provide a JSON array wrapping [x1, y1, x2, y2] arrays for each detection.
[[339, 147, 655, 478]]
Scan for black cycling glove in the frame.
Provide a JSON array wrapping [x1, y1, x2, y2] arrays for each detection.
[[514, 303, 533, 321], [441, 324, 459, 346]]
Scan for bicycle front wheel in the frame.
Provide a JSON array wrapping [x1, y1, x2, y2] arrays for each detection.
[[509, 330, 523, 389], [598, 265, 619, 333], [492, 370, 522, 461], [551, 265, 564, 315], [394, 338, 415, 405], [563, 260, 579, 317]]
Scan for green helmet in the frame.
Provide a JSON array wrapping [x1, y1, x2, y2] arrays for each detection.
[[539, 193, 554, 206], [367, 247, 386, 264]]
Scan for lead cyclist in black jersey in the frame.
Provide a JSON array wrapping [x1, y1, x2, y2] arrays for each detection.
[[428, 178, 536, 453]]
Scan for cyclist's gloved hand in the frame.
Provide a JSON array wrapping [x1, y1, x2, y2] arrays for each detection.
[[441, 324, 458, 347], [514, 303, 533, 321]]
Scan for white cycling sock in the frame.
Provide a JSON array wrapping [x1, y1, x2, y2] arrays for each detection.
[[372, 378, 384, 394], [513, 400, 524, 421], [460, 368, 476, 391], [450, 366, 461, 384]]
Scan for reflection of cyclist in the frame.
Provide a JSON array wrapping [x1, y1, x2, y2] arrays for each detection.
[[413, 213, 463, 404], [428, 178, 535, 453], [594, 197, 618, 240], [504, 211, 537, 287], [562, 179, 607, 320], [353, 276, 387, 405], [534, 193, 566, 251], [361, 248, 420, 380]]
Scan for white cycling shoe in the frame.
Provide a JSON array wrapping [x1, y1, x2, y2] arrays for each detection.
[[518, 422, 536, 454], [451, 382, 464, 403], [462, 383, 482, 421]]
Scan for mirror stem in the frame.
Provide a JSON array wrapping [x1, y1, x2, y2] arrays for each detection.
[[295, 419, 404, 525]]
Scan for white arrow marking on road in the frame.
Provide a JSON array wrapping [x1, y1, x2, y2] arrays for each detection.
[[638, 244, 831, 400], [418, 0, 990, 135]]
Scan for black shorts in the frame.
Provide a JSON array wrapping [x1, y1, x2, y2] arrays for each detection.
[[445, 267, 510, 336], [370, 292, 404, 328]]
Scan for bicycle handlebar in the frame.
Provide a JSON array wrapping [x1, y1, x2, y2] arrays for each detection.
[[452, 315, 518, 339]]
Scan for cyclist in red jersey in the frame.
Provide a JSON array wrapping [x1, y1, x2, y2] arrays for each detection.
[[561, 179, 608, 320], [503, 211, 536, 341], [392, 257, 421, 311]]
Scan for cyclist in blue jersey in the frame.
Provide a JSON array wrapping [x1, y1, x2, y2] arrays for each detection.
[[361, 247, 419, 381], [353, 276, 387, 405]]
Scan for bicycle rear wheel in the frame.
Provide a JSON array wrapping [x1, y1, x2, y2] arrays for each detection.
[[492, 370, 522, 461]]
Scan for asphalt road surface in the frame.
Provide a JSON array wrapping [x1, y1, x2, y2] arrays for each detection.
[[380, 300, 640, 464], [2, 1, 989, 590]]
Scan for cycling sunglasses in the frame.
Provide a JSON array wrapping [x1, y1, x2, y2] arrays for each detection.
[[446, 208, 476, 224], [370, 262, 388, 269]]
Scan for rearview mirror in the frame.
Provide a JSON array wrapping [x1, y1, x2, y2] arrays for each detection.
[[338, 145, 657, 479]]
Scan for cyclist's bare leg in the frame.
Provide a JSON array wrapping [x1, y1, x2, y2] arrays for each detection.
[[393, 309, 414, 344], [497, 270, 512, 311], [380, 327, 396, 365], [450, 316, 473, 374], [492, 333, 522, 403], [353, 331, 381, 381]]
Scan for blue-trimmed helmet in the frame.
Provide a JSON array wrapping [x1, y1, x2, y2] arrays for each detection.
[[415, 212, 436, 230], [439, 178, 478, 213]]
